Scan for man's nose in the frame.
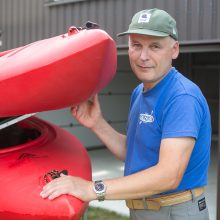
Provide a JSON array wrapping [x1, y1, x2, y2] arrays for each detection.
[[140, 47, 150, 61]]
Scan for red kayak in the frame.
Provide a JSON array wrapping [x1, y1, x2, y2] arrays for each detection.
[[0, 117, 91, 220], [0, 23, 117, 219], [0, 24, 117, 117]]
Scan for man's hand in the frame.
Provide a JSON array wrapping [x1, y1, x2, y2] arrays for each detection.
[[70, 94, 103, 131], [40, 174, 95, 202], [71, 94, 127, 161]]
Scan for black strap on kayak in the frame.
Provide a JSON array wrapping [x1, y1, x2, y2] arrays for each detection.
[[76, 21, 100, 30], [84, 21, 99, 29]]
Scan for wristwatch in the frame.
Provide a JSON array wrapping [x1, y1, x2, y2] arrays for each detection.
[[93, 180, 107, 201]]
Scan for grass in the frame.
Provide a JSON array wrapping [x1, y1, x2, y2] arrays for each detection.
[[81, 206, 129, 220]]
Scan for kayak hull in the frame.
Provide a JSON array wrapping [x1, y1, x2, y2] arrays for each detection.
[[0, 117, 91, 219], [0, 28, 117, 116]]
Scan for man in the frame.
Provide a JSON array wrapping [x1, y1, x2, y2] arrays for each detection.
[[40, 8, 211, 220]]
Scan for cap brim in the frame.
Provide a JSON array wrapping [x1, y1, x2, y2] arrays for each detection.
[[117, 29, 169, 37]]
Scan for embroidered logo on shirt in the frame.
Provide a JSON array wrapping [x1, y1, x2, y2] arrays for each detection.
[[198, 197, 206, 211], [139, 111, 154, 124], [138, 12, 151, 23]]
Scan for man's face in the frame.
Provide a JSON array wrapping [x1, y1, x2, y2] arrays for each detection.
[[128, 34, 179, 91]]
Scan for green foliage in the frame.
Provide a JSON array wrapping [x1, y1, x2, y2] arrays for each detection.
[[81, 207, 129, 220]]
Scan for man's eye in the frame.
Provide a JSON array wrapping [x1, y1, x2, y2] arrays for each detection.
[[151, 44, 161, 49], [132, 43, 141, 48]]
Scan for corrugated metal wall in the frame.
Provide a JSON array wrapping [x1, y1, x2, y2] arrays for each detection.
[[0, 0, 220, 51], [0, 0, 45, 50]]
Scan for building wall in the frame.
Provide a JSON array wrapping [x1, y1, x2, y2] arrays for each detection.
[[1, 0, 220, 52]]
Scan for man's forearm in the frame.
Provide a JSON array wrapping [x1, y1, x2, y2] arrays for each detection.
[[97, 138, 194, 201], [91, 117, 126, 161], [101, 164, 177, 200]]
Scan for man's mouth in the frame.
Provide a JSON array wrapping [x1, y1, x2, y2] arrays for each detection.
[[137, 65, 153, 69]]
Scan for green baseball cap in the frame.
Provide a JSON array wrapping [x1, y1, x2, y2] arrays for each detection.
[[117, 8, 178, 40]]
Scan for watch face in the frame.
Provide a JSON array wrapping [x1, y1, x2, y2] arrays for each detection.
[[95, 182, 104, 192]]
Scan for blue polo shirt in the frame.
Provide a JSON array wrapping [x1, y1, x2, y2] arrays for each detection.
[[125, 68, 211, 193]]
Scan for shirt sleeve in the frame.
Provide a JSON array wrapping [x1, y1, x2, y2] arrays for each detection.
[[161, 94, 204, 139]]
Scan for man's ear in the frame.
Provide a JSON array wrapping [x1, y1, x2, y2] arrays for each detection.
[[172, 41, 180, 60]]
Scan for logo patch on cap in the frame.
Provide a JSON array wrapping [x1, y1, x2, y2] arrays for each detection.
[[138, 12, 151, 23]]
